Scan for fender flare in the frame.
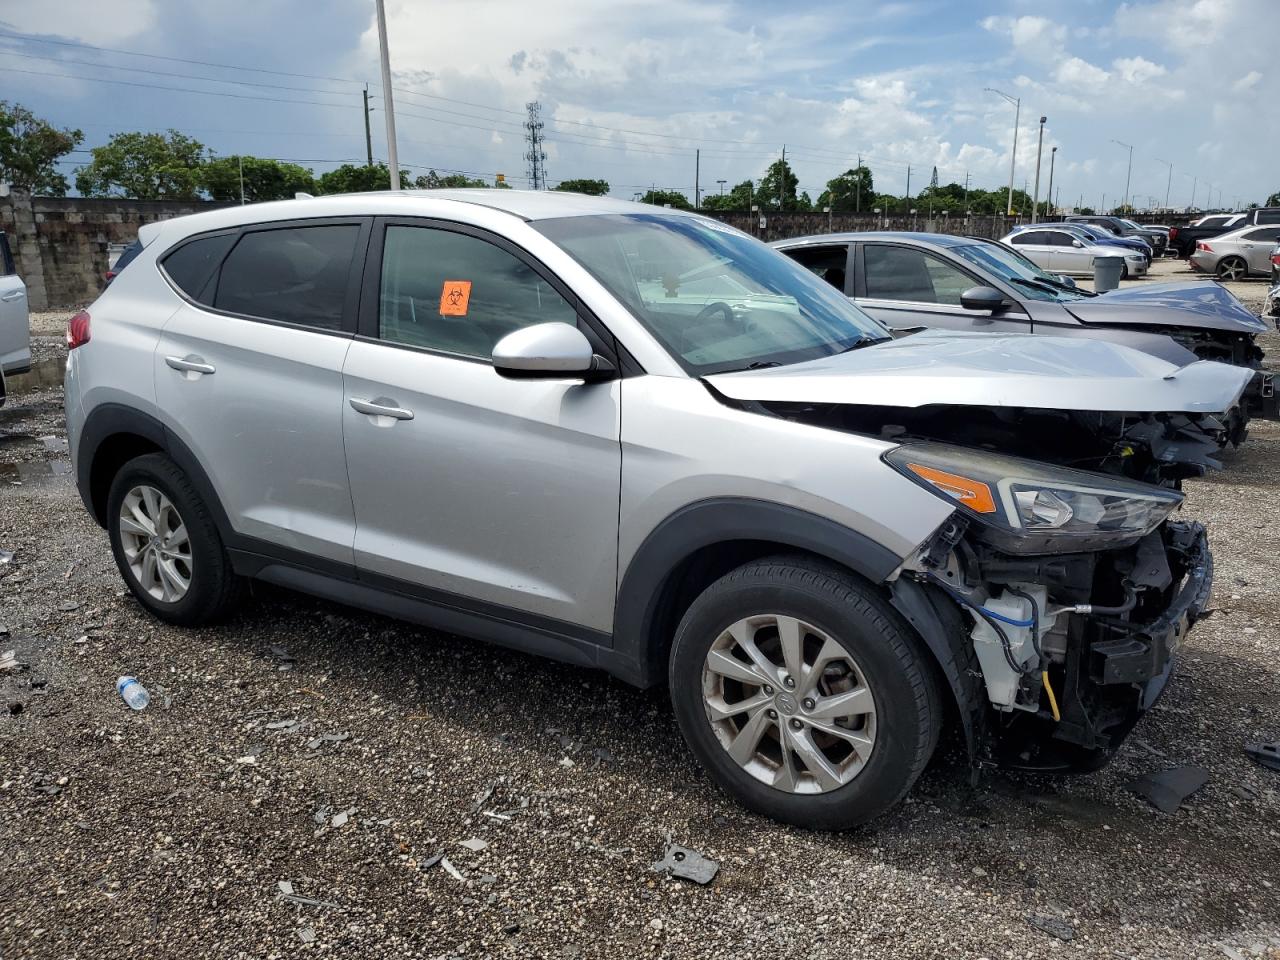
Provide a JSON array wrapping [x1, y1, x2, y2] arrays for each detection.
[[76, 403, 231, 539], [612, 497, 905, 687]]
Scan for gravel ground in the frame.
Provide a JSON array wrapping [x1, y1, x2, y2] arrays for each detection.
[[2, 262, 1279, 960]]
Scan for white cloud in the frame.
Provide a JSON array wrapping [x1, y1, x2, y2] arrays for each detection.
[[1054, 57, 1110, 89], [1232, 70, 1262, 91], [1112, 56, 1167, 85], [0, 0, 157, 44]]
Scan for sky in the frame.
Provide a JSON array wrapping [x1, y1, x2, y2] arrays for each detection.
[[0, 0, 1273, 210]]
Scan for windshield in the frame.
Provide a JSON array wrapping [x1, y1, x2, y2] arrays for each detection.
[[1119, 219, 1142, 230], [951, 241, 1087, 302], [534, 214, 889, 374]]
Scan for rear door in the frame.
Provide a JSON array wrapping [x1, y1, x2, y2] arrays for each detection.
[[1240, 227, 1280, 274], [0, 232, 29, 374], [154, 219, 368, 566], [854, 241, 1031, 333], [779, 242, 853, 295], [1004, 231, 1054, 270], [341, 218, 622, 632]]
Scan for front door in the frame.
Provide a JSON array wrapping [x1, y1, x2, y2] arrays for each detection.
[[154, 220, 366, 565], [341, 220, 622, 633], [854, 242, 1031, 333], [1241, 227, 1280, 274]]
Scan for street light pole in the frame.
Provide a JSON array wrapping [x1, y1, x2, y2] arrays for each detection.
[[374, 0, 401, 190], [1111, 139, 1132, 211], [1031, 115, 1046, 223], [1155, 157, 1172, 211], [1045, 146, 1057, 219], [986, 88, 1020, 217]]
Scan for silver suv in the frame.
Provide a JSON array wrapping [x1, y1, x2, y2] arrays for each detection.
[[66, 191, 1249, 828]]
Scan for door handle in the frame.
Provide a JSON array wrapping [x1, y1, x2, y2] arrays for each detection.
[[165, 355, 216, 375], [349, 397, 414, 421], [0, 290, 25, 302]]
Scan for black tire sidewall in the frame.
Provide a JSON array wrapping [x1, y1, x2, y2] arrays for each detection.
[[669, 562, 938, 830], [106, 454, 232, 625]]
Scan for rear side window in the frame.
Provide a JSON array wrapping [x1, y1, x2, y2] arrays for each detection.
[[163, 233, 237, 301], [784, 245, 849, 292], [214, 225, 358, 330], [1243, 227, 1280, 242], [1256, 210, 1280, 225]]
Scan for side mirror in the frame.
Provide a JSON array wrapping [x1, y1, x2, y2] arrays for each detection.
[[1071, 239, 1084, 248], [960, 286, 1009, 313], [492, 322, 611, 380]]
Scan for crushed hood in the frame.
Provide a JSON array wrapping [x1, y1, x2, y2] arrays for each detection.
[[704, 330, 1252, 414], [1066, 280, 1267, 334]]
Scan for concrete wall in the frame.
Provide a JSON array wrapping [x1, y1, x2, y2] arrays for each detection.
[[0, 190, 230, 310]]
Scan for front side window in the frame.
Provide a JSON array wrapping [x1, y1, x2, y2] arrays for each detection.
[[951, 241, 1086, 302], [213, 225, 358, 330], [863, 245, 972, 306], [1043, 231, 1076, 248], [534, 214, 887, 375], [378, 225, 578, 359]]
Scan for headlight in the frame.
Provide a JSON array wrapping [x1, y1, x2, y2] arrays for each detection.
[[884, 441, 1183, 555]]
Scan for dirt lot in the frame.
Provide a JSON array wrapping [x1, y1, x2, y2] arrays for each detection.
[[2, 260, 1279, 960]]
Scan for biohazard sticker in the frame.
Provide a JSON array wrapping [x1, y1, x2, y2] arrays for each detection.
[[439, 280, 472, 316]]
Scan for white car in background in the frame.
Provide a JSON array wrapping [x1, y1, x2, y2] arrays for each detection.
[[1000, 226, 1148, 278], [0, 230, 31, 384]]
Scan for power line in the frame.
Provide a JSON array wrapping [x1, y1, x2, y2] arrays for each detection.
[[0, 65, 354, 107]]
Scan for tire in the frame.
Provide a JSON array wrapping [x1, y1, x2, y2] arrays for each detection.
[[106, 453, 242, 626], [668, 556, 942, 830], [1216, 257, 1247, 282]]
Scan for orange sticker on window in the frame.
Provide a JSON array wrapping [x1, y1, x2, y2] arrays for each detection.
[[439, 280, 472, 316]]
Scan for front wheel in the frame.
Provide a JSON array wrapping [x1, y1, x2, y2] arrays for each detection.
[[668, 557, 942, 829], [107, 453, 242, 625]]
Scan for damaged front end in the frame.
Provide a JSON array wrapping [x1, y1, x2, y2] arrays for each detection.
[[884, 439, 1212, 771]]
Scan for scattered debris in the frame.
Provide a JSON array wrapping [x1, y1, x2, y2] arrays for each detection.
[[0, 549, 12, 565], [56, 601, 80, 612], [1244, 741, 1280, 772], [470, 779, 498, 813], [304, 732, 349, 751], [459, 837, 488, 853], [1028, 914, 1075, 941], [440, 857, 465, 881], [330, 807, 356, 828], [1124, 766, 1210, 813], [482, 810, 512, 822], [0, 650, 17, 672], [297, 926, 316, 944], [8, 700, 24, 715], [502, 922, 520, 936], [419, 851, 444, 870], [266, 719, 299, 731], [650, 844, 718, 885], [590, 747, 613, 769], [275, 881, 343, 911]]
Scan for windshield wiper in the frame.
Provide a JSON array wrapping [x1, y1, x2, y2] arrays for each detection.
[[1008, 275, 1095, 298], [837, 334, 887, 354], [745, 360, 782, 369]]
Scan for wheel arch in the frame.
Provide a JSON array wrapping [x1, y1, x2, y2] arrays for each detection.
[[78, 403, 230, 538], [613, 498, 906, 688]]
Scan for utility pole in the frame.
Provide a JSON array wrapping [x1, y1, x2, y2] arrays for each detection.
[[1045, 146, 1057, 219], [374, 0, 400, 190], [986, 87, 1020, 216], [1031, 115, 1046, 223], [694, 149, 700, 209], [963, 170, 970, 210], [1155, 157, 1172, 211], [855, 154, 862, 212], [1111, 139, 1133, 211], [778, 145, 786, 209], [237, 155, 245, 205], [716, 179, 726, 196], [1101, 193, 1106, 215], [362, 85, 374, 166], [904, 164, 911, 214]]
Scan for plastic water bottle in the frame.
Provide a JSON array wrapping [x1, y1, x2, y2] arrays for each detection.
[[117, 676, 150, 710]]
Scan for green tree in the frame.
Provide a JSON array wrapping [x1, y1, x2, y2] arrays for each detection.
[[415, 169, 490, 189], [0, 101, 82, 196], [553, 178, 609, 196], [316, 163, 410, 194], [1113, 203, 1136, 216], [1267, 191, 1279, 207], [816, 166, 873, 212], [1078, 207, 1096, 215], [640, 189, 691, 209], [201, 155, 315, 202], [75, 130, 206, 200], [700, 179, 754, 211], [758, 158, 800, 211]]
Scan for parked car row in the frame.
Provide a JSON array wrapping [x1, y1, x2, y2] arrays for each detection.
[[1169, 207, 1280, 258], [57, 189, 1275, 830]]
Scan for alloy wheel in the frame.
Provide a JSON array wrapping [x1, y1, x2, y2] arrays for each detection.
[[1218, 258, 1247, 281], [701, 614, 877, 794], [118, 484, 193, 603]]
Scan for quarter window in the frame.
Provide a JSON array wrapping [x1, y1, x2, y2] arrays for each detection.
[[863, 245, 974, 306], [162, 233, 237, 302], [1242, 227, 1280, 242], [213, 225, 358, 329], [378, 225, 578, 359], [783, 245, 849, 292]]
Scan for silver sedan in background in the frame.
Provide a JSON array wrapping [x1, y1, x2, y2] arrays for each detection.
[[1000, 226, 1148, 278], [1189, 224, 1280, 280]]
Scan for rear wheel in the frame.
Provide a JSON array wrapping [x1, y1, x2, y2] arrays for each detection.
[[668, 557, 942, 829], [1217, 256, 1248, 281], [107, 453, 242, 625]]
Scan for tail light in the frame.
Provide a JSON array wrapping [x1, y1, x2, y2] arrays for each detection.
[[1169, 227, 1178, 240], [1271, 253, 1280, 267], [104, 270, 117, 284], [66, 310, 91, 350], [1196, 242, 1212, 252]]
